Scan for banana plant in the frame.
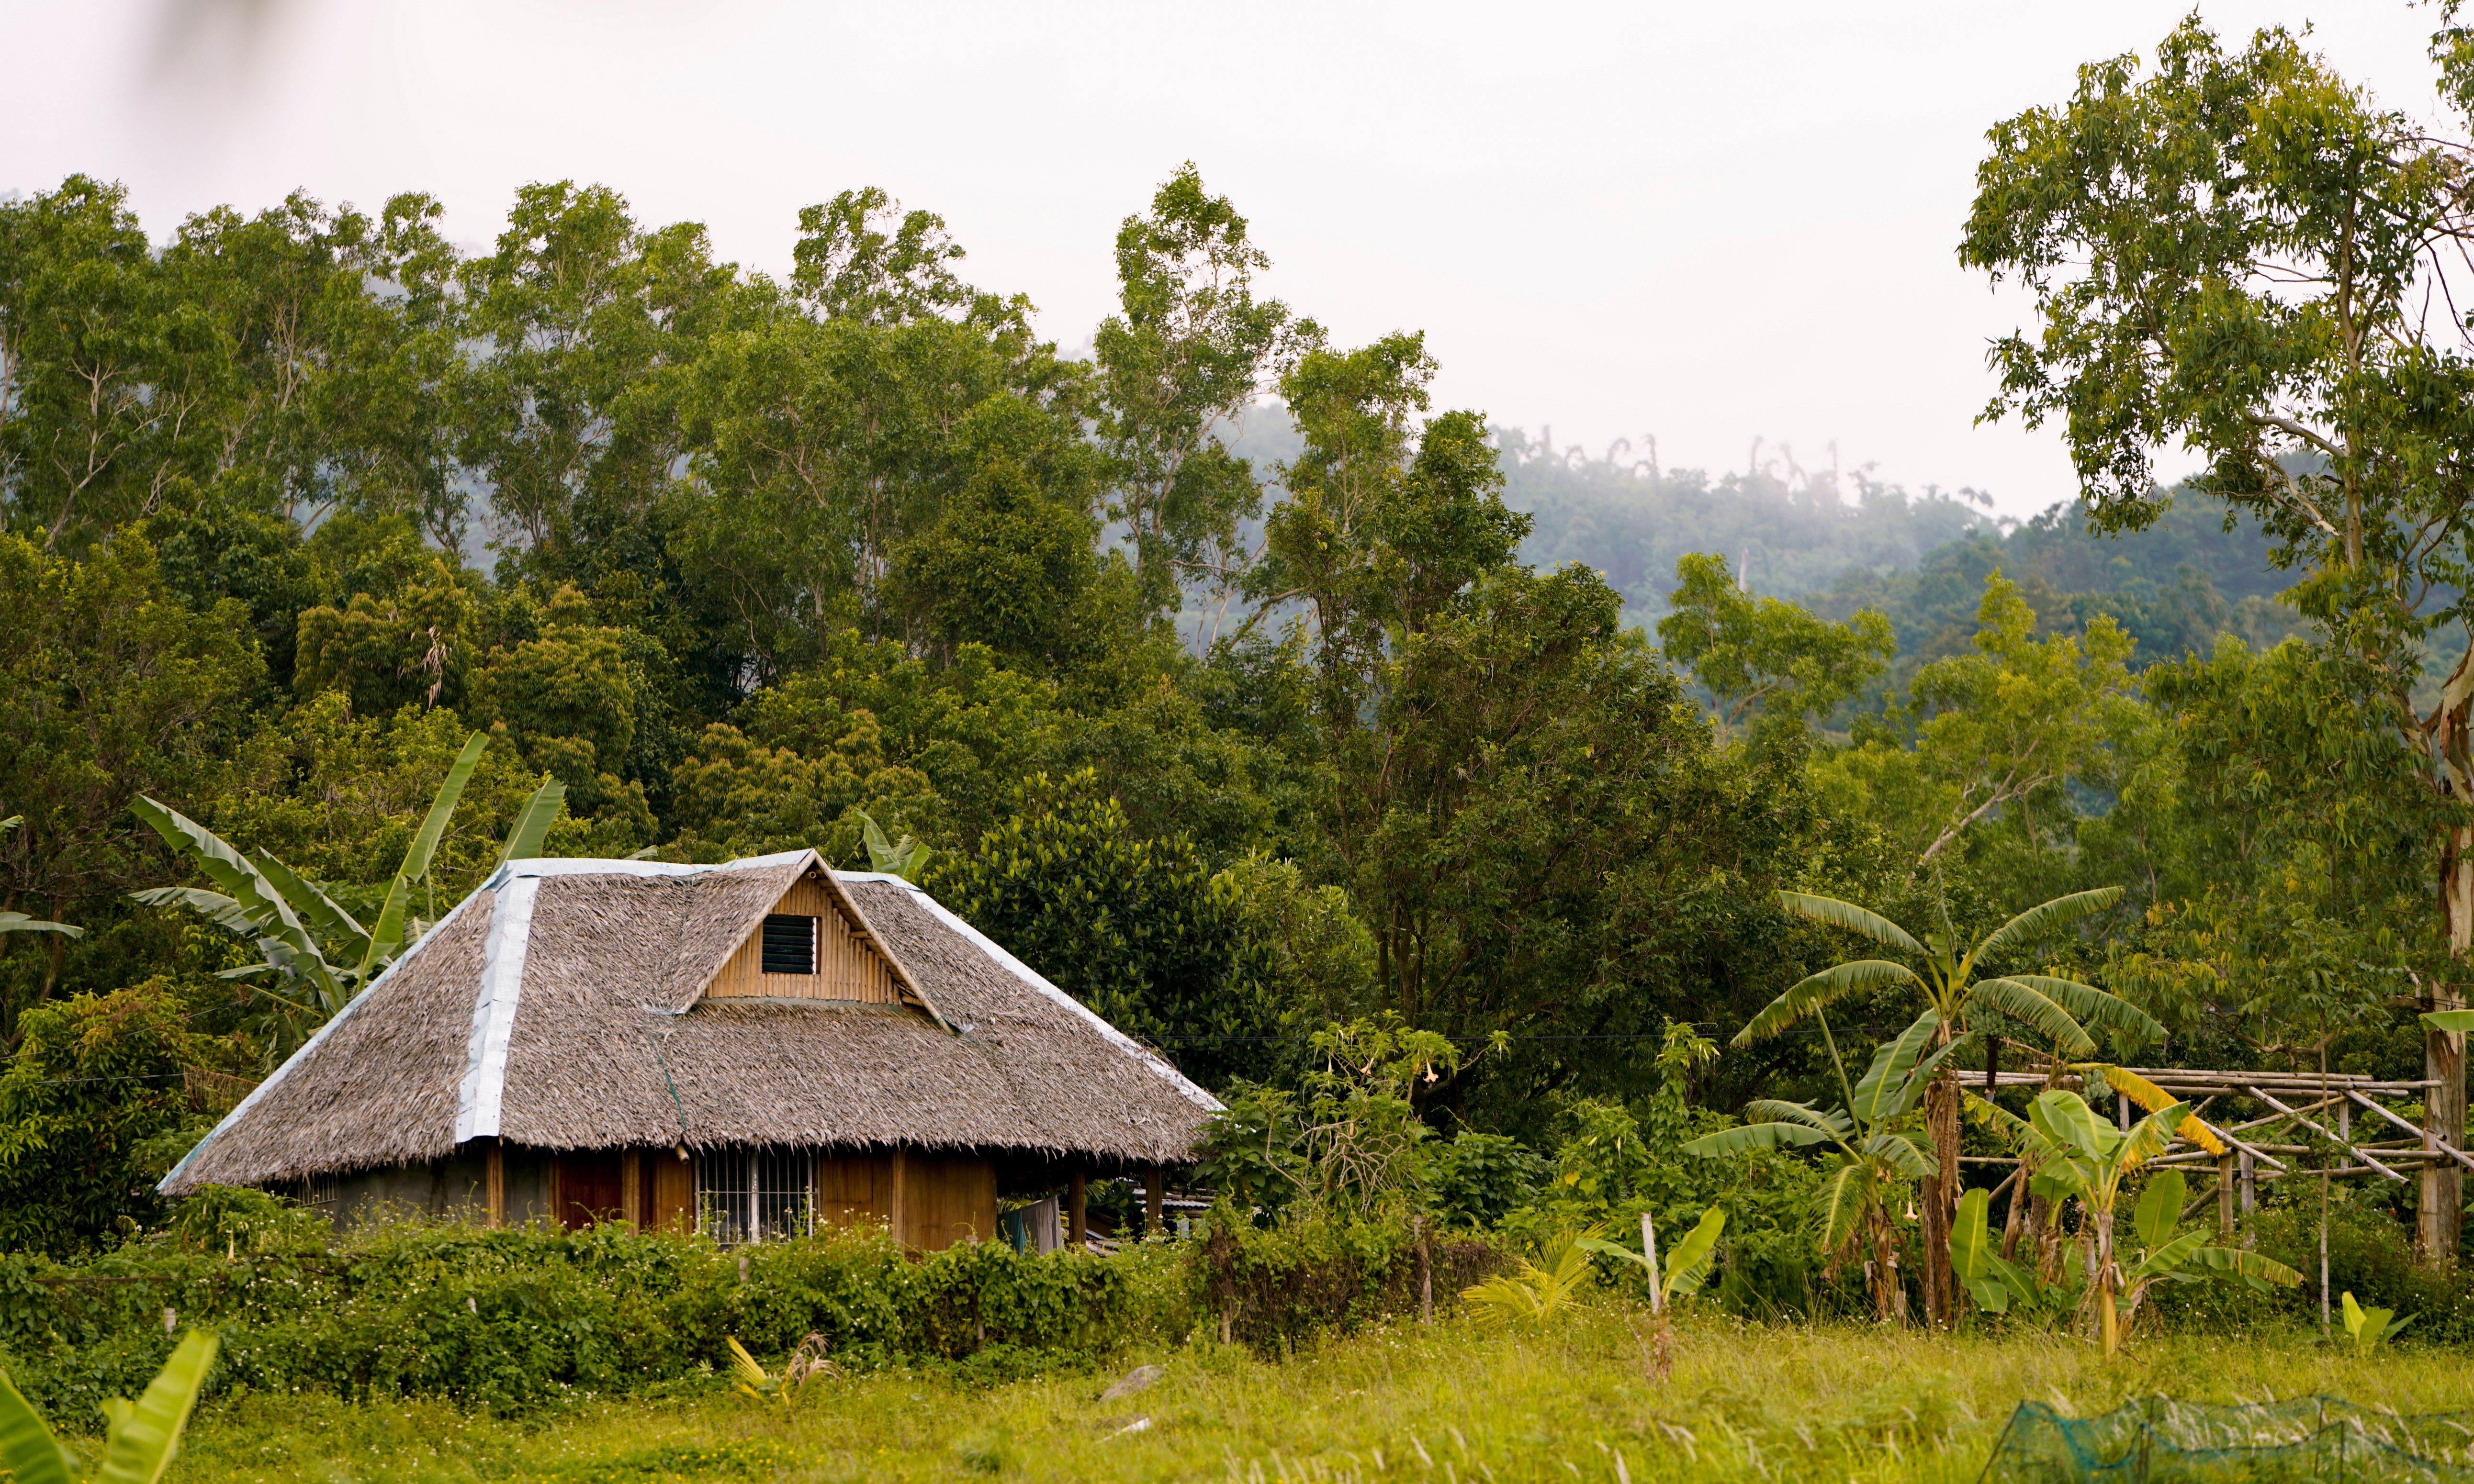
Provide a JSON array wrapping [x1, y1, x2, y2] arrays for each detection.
[[0, 819, 82, 940], [854, 807, 931, 880], [1988, 1090, 2300, 1354], [1579, 1206, 1727, 1310], [0, 1330, 217, 1483], [1737, 885, 2162, 1324], [1684, 1010, 1972, 1322], [2339, 1291, 2412, 1350], [130, 735, 564, 1027], [1948, 1185, 2072, 1321]]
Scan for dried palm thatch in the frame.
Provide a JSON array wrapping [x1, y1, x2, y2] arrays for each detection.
[[161, 851, 1219, 1194]]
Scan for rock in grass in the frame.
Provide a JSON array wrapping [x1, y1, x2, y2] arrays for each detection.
[[1100, 1364, 1162, 1402]]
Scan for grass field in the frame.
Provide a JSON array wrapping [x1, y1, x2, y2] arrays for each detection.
[[158, 1311, 2473, 1484]]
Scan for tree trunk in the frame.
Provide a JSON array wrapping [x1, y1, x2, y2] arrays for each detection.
[[1921, 1071, 1959, 1327]]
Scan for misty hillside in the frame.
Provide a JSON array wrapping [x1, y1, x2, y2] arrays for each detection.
[[1229, 412, 2317, 676]]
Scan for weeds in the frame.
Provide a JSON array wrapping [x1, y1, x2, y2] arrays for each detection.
[[149, 1310, 2474, 1482]]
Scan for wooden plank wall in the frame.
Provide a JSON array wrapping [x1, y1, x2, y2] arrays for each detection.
[[811, 1150, 995, 1251], [703, 873, 897, 1002], [903, 1154, 997, 1250], [650, 1152, 696, 1234]]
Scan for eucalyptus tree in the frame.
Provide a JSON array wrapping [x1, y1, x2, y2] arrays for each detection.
[[457, 181, 736, 562], [1737, 887, 2160, 1325], [1960, 13, 2474, 1259], [1092, 164, 1298, 622]]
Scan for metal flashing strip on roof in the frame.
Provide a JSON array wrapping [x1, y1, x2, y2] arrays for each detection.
[[156, 882, 491, 1194], [837, 871, 1223, 1112], [453, 869, 541, 1142], [498, 848, 814, 881]]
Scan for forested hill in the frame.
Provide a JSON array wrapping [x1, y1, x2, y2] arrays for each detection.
[[1485, 427, 2314, 672], [1229, 412, 2314, 672]]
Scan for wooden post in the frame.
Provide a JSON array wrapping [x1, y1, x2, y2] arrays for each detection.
[[2238, 1149, 2257, 1248], [1642, 1210, 1663, 1316], [485, 1139, 505, 1230], [1145, 1167, 1164, 1239], [2424, 989, 2464, 1266], [1416, 1214, 1433, 1322], [2217, 1152, 2236, 1237], [889, 1148, 911, 1248], [1068, 1169, 1087, 1251], [620, 1151, 642, 1227]]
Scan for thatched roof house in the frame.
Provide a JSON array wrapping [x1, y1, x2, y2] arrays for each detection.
[[161, 850, 1220, 1248]]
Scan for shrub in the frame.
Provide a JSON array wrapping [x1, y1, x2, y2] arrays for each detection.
[[0, 1194, 1469, 1417], [1193, 1206, 1506, 1355]]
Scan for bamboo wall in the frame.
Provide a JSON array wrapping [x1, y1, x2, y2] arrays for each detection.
[[702, 873, 897, 1003]]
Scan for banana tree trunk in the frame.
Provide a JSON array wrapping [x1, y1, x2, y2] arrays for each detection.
[[1922, 1071, 1959, 1327], [1868, 1205, 1902, 1325], [2095, 1206, 2120, 1356]]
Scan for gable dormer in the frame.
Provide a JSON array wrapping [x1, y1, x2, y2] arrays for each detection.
[[700, 864, 949, 1029]]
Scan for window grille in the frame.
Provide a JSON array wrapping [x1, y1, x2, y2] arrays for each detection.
[[304, 1171, 340, 1219], [697, 1149, 811, 1244], [761, 914, 818, 975]]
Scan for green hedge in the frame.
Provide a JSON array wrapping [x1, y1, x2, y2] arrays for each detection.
[[0, 1200, 1503, 1422]]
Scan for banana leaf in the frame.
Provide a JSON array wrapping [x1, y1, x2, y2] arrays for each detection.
[[1968, 886, 2124, 964], [496, 778, 567, 866], [1776, 891, 1925, 954], [0, 1367, 75, 1484], [94, 1330, 217, 1484]]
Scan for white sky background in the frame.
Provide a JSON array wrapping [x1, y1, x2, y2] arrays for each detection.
[[0, 0, 2452, 519]]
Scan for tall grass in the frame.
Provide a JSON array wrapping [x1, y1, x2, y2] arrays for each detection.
[[164, 1311, 2474, 1483]]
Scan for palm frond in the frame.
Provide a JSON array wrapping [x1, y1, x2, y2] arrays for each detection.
[[1777, 892, 1924, 955], [0, 912, 82, 939], [2120, 1101, 2188, 1170], [249, 853, 370, 961], [1861, 1131, 1937, 1179], [496, 777, 567, 866], [2189, 1246, 2304, 1287], [2027, 1089, 2110, 1160], [2133, 1169, 2187, 1253], [1811, 1161, 1880, 1255], [1850, 1010, 1942, 1124], [1681, 1121, 1837, 1158], [1742, 1099, 1856, 1138]]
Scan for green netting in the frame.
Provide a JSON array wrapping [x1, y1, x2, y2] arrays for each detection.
[[1983, 1397, 2474, 1483]]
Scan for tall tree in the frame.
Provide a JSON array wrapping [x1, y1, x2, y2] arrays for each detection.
[[1960, 16, 2474, 1259], [1249, 339, 1806, 1113], [0, 532, 261, 1021], [458, 181, 734, 562], [1093, 164, 1296, 621], [1658, 550, 1895, 746]]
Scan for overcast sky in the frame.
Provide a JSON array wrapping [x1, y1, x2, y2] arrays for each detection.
[[0, 0, 2452, 517]]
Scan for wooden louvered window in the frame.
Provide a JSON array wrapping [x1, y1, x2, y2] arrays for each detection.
[[761, 914, 817, 975]]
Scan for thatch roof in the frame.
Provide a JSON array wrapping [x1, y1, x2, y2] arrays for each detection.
[[161, 851, 1220, 1194]]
